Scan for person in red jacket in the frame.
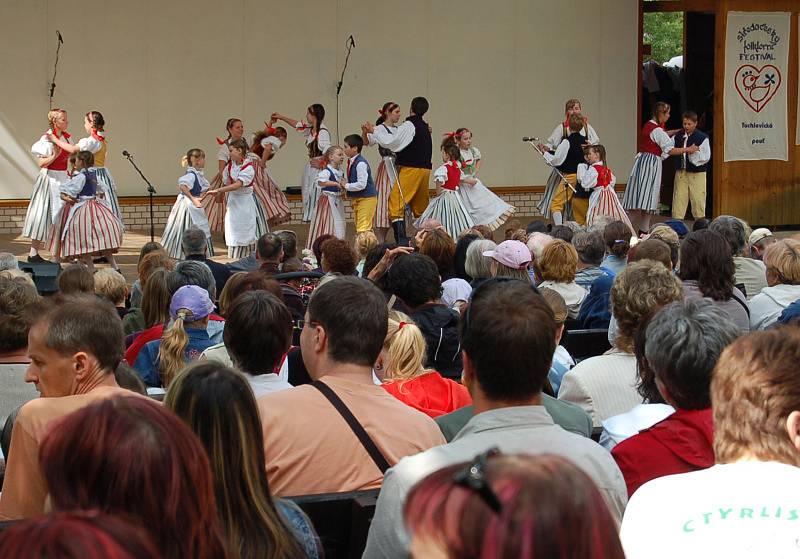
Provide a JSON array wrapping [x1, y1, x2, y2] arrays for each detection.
[[612, 298, 740, 496], [376, 311, 471, 418]]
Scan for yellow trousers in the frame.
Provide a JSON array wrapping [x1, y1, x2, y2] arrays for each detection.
[[388, 167, 431, 220], [549, 173, 588, 225], [672, 170, 706, 219], [351, 196, 378, 233]]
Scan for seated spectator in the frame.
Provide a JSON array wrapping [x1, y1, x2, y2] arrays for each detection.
[[710, 215, 765, 300], [376, 311, 471, 418], [93, 268, 129, 319], [647, 224, 680, 270], [0, 252, 18, 272], [540, 288, 575, 395], [602, 220, 631, 275], [275, 229, 299, 261], [464, 239, 497, 289], [405, 453, 625, 559], [388, 253, 463, 379], [748, 227, 776, 260], [627, 237, 672, 270], [663, 218, 689, 239], [364, 279, 626, 558], [124, 251, 175, 334], [0, 296, 138, 519], [573, 231, 609, 289], [320, 237, 357, 276], [750, 238, 800, 330], [453, 232, 480, 281], [255, 232, 283, 276], [129, 242, 168, 308], [620, 328, 800, 557], [536, 239, 587, 318], [57, 263, 94, 295], [441, 278, 471, 313], [576, 272, 614, 329], [414, 218, 444, 248], [166, 363, 319, 558], [526, 231, 554, 284], [123, 267, 171, 338], [559, 260, 683, 428], [39, 396, 227, 559], [482, 239, 531, 282], [0, 511, 161, 558], [550, 224, 573, 243], [525, 219, 549, 234], [778, 299, 800, 325], [678, 230, 749, 333], [0, 277, 40, 426], [472, 224, 493, 241], [134, 285, 216, 388], [114, 362, 147, 395], [612, 299, 740, 496], [258, 277, 444, 496], [310, 233, 334, 273], [692, 217, 710, 231], [124, 261, 223, 365], [355, 230, 378, 277], [275, 259, 310, 320], [181, 227, 231, 297], [419, 227, 456, 280]]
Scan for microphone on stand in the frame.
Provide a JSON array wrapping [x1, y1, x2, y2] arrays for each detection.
[[57, 30, 64, 44], [348, 34, 356, 47], [122, 150, 131, 157], [521, 136, 540, 142]]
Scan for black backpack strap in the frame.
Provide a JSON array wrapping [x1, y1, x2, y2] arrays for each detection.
[[730, 289, 750, 318], [312, 380, 391, 474]]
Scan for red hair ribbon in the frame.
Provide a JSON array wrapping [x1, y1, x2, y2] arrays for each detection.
[[398, 321, 407, 329], [215, 137, 226, 145], [91, 128, 105, 142], [377, 108, 385, 116], [266, 127, 278, 136], [442, 131, 457, 139]]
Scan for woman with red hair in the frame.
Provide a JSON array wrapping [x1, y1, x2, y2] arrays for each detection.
[[404, 452, 625, 559], [38, 396, 229, 559]]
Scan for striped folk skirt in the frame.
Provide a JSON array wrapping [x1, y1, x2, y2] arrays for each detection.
[[587, 187, 635, 234], [202, 173, 226, 232], [301, 157, 325, 223], [536, 167, 562, 219], [21, 169, 67, 243], [457, 178, 515, 231], [306, 192, 345, 250], [262, 168, 292, 226], [60, 199, 123, 258], [373, 156, 397, 229], [251, 164, 270, 238], [95, 166, 124, 230], [160, 195, 214, 259], [622, 152, 663, 212], [414, 189, 474, 240]]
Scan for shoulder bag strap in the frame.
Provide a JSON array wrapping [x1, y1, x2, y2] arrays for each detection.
[[312, 380, 391, 474]]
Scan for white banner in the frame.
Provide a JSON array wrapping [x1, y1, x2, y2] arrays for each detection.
[[724, 12, 791, 161]]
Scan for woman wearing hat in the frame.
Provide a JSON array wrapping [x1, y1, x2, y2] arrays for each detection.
[[482, 239, 532, 282], [133, 285, 217, 388]]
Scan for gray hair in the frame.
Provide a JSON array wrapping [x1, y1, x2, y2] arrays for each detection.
[[562, 221, 585, 234], [180, 227, 208, 257], [588, 215, 615, 235], [645, 298, 740, 409], [526, 232, 553, 262], [273, 230, 297, 259], [465, 239, 497, 279], [0, 252, 18, 272], [710, 215, 749, 256], [572, 231, 605, 266], [167, 260, 216, 300]]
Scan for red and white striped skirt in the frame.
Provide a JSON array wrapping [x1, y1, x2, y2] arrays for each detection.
[[60, 199, 123, 258], [261, 168, 292, 226], [587, 186, 635, 234], [202, 173, 226, 232], [306, 192, 345, 250], [373, 157, 396, 229]]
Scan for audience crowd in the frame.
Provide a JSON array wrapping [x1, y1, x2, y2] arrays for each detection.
[[0, 213, 798, 558]]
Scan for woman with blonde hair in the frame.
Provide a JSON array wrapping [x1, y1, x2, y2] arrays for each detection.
[[133, 285, 216, 388], [537, 239, 587, 318], [376, 311, 471, 418], [166, 362, 319, 558], [749, 238, 800, 330]]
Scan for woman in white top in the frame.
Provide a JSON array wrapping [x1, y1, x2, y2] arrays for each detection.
[[253, 122, 292, 226], [160, 148, 213, 259], [749, 238, 800, 330], [367, 102, 403, 243], [622, 102, 698, 234], [204, 118, 246, 232], [272, 104, 331, 222], [536, 239, 588, 319], [210, 138, 257, 259]]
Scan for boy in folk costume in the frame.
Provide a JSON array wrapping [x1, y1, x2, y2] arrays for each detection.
[[363, 96, 433, 246], [342, 134, 378, 234], [543, 114, 591, 226], [671, 110, 710, 222]]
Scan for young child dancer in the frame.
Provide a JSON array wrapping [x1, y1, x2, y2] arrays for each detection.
[[204, 118, 245, 231], [671, 110, 711, 222], [537, 99, 599, 223], [622, 102, 698, 234], [22, 108, 73, 262], [211, 138, 257, 258], [578, 145, 634, 233], [58, 150, 123, 271], [307, 146, 346, 249], [160, 148, 213, 259], [271, 104, 331, 222], [453, 127, 515, 230], [245, 136, 273, 239], [369, 102, 402, 243], [254, 121, 292, 226], [415, 138, 474, 240], [343, 134, 378, 235]]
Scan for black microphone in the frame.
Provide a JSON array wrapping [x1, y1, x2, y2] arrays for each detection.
[[521, 136, 539, 142], [122, 150, 131, 157], [348, 34, 355, 48], [57, 30, 63, 44]]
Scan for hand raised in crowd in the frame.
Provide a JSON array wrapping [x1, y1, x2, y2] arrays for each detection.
[[367, 245, 414, 281]]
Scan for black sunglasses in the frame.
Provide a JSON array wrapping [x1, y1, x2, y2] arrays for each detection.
[[452, 447, 502, 513]]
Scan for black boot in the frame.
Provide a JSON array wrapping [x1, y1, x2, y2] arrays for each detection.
[[391, 220, 408, 247]]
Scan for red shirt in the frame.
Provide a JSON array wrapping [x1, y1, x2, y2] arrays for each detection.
[[611, 408, 714, 497], [381, 371, 472, 418]]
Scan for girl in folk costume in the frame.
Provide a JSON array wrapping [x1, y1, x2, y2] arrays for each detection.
[[204, 118, 246, 231], [58, 150, 123, 271], [415, 139, 474, 240], [48, 111, 124, 228], [453, 127, 515, 230], [252, 121, 292, 226], [209, 139, 258, 259], [622, 102, 698, 234], [271, 104, 331, 222], [306, 146, 347, 250], [537, 99, 599, 224], [244, 135, 273, 240], [578, 145, 634, 234], [160, 148, 214, 259], [22, 108, 74, 262], [369, 102, 402, 243]]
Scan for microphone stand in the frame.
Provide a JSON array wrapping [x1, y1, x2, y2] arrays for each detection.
[[49, 31, 64, 109], [123, 152, 158, 241], [525, 139, 577, 221], [335, 35, 356, 144]]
